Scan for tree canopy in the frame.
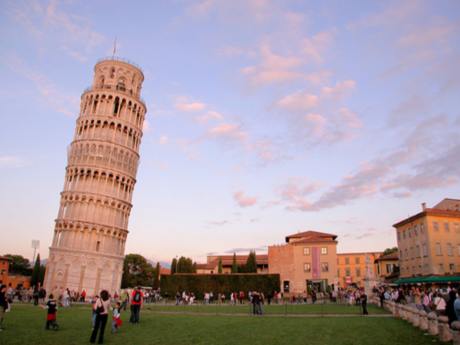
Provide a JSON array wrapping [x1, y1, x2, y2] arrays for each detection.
[[4, 254, 32, 276], [383, 247, 398, 256], [121, 254, 155, 288], [30, 254, 45, 287]]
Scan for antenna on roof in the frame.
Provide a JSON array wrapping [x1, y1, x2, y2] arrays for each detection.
[[112, 37, 117, 58]]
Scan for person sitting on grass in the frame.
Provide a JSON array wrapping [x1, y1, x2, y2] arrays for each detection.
[[112, 302, 122, 333], [42, 294, 59, 330]]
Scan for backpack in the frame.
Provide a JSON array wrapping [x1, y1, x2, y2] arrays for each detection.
[[133, 290, 141, 302]]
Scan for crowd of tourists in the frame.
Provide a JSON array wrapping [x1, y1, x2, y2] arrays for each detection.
[[375, 285, 460, 326]]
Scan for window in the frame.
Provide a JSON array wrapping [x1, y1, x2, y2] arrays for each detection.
[[321, 247, 328, 255], [433, 222, 439, 231], [455, 223, 460, 234], [96, 241, 101, 252], [397, 232, 401, 240], [400, 250, 403, 260], [110, 67, 115, 78], [386, 264, 394, 274], [435, 242, 442, 256], [449, 264, 455, 272], [321, 263, 329, 272], [439, 263, 444, 273], [416, 245, 420, 258], [283, 281, 290, 293], [445, 223, 450, 232], [403, 232, 406, 239], [356, 268, 361, 277], [414, 225, 418, 236], [303, 247, 310, 256], [345, 257, 350, 265], [345, 267, 351, 276], [420, 223, 424, 233], [458, 244, 460, 256], [355, 257, 360, 264], [303, 263, 311, 272], [422, 243, 428, 257], [447, 243, 453, 256]]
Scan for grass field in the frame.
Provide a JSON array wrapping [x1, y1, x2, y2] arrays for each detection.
[[0, 303, 442, 345]]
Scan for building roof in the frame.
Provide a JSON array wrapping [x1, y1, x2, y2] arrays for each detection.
[[195, 263, 216, 270], [0, 256, 11, 262], [337, 252, 383, 257], [433, 198, 460, 211], [393, 208, 460, 228], [285, 230, 337, 243], [159, 267, 171, 275], [374, 252, 399, 262]]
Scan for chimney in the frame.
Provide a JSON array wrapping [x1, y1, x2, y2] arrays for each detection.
[[421, 202, 426, 211]]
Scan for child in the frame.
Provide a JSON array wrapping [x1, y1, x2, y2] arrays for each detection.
[[112, 302, 122, 333], [43, 294, 59, 330]]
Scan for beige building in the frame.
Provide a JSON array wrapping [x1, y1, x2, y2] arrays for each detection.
[[44, 58, 147, 296], [337, 252, 382, 288], [196, 254, 269, 274], [394, 198, 460, 278], [268, 231, 338, 294]]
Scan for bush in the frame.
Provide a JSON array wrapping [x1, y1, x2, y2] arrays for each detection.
[[160, 273, 280, 299]]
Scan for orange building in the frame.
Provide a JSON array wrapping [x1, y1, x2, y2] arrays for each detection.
[[268, 231, 338, 294], [0, 256, 31, 289], [394, 198, 460, 278], [337, 252, 382, 288], [196, 254, 268, 274]]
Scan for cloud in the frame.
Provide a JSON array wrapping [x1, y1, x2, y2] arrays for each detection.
[[301, 30, 335, 63], [206, 220, 229, 226], [275, 115, 459, 212], [4, 55, 78, 116], [233, 191, 257, 207], [159, 135, 169, 145], [175, 96, 207, 112], [321, 80, 356, 99], [7, 0, 105, 62], [143, 119, 151, 132], [276, 91, 319, 112], [195, 111, 224, 123], [0, 155, 28, 168], [207, 123, 248, 143], [388, 95, 429, 127], [275, 178, 321, 211]]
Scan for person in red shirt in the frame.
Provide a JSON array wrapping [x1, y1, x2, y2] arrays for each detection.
[[129, 287, 143, 323]]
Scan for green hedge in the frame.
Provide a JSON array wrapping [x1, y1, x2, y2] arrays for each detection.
[[160, 273, 280, 299]]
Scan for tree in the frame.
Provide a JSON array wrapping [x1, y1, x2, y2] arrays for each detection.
[[231, 253, 238, 273], [218, 258, 223, 274], [171, 258, 177, 274], [244, 251, 258, 273], [153, 262, 160, 289], [31, 254, 45, 287], [5, 254, 32, 276], [383, 247, 398, 256], [176, 256, 195, 273], [121, 254, 154, 288]]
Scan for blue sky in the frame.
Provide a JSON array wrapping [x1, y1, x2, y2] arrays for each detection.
[[1, 0, 459, 264]]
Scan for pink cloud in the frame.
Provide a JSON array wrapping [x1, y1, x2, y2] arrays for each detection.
[[233, 191, 257, 207], [276, 91, 319, 111], [321, 80, 356, 99], [195, 111, 224, 123], [175, 96, 206, 112], [208, 123, 248, 142]]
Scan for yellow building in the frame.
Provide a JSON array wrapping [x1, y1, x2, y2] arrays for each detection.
[[394, 198, 460, 278], [337, 252, 382, 288], [374, 252, 399, 282], [268, 231, 338, 294]]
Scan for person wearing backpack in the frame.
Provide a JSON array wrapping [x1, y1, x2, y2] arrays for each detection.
[[130, 287, 143, 324]]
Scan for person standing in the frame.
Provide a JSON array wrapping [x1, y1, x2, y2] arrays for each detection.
[[130, 287, 143, 324], [361, 290, 369, 315], [0, 285, 9, 331], [90, 290, 111, 344], [446, 290, 458, 325], [43, 294, 59, 330], [454, 293, 460, 321]]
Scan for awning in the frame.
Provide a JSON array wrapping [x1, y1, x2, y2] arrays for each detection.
[[395, 276, 460, 285]]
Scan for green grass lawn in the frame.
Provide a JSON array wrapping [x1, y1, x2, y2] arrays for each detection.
[[0, 304, 441, 345], [144, 302, 390, 315]]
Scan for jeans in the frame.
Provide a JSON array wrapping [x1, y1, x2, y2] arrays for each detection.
[[130, 304, 140, 323], [90, 314, 108, 344]]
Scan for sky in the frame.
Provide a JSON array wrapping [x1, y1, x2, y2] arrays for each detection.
[[1, 0, 460, 265]]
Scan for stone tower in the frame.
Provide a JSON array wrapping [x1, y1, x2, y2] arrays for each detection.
[[44, 58, 146, 296]]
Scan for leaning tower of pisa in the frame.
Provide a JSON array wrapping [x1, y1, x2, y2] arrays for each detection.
[[44, 58, 147, 296]]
